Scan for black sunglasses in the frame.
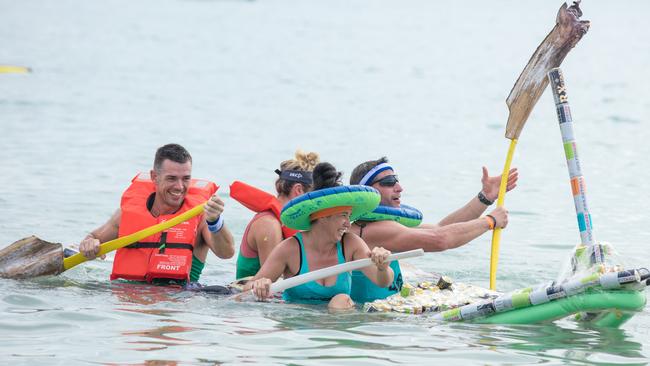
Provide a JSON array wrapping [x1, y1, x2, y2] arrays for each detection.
[[372, 175, 399, 187]]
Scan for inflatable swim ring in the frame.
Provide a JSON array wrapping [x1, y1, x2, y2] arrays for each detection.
[[281, 185, 380, 231], [358, 204, 423, 227]]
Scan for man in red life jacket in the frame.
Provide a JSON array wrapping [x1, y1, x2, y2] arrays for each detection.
[[78, 144, 235, 283]]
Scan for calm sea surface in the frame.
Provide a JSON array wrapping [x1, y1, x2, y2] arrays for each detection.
[[2, 0, 650, 364]]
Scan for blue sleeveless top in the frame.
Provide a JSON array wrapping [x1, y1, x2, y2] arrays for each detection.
[[282, 232, 352, 304], [350, 260, 403, 303]]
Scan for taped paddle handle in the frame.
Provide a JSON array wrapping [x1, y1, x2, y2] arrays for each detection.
[[489, 139, 517, 290], [548, 68, 596, 247], [62, 201, 207, 270], [271, 248, 424, 293]]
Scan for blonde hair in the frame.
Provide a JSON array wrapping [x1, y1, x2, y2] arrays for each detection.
[[275, 150, 320, 196], [280, 150, 319, 172]]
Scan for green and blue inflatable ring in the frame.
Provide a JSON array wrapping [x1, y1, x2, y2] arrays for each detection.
[[281, 185, 380, 231], [358, 204, 423, 227]]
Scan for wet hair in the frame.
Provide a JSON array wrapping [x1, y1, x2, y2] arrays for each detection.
[[154, 143, 192, 172], [350, 157, 389, 185], [312, 162, 343, 190], [275, 150, 320, 196]]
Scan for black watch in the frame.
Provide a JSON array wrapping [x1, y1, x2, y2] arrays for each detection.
[[477, 191, 494, 206]]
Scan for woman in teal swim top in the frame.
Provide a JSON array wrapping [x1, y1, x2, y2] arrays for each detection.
[[245, 162, 394, 310]]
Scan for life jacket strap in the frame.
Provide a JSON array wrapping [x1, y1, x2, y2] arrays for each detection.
[[126, 242, 194, 251]]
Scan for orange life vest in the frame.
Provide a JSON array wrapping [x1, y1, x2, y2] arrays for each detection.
[[229, 180, 297, 238], [110, 173, 218, 282]]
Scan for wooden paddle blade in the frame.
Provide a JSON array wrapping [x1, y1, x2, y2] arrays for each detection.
[[0, 236, 64, 279], [505, 1, 589, 139]]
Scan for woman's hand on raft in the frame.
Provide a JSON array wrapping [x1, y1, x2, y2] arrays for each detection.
[[204, 193, 225, 223], [250, 277, 273, 301], [371, 247, 391, 271]]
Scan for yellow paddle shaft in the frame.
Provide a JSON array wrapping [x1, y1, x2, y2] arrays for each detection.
[[489, 138, 517, 290], [63, 201, 207, 270], [0, 65, 30, 74]]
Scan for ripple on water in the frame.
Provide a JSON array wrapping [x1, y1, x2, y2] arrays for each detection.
[[2, 294, 49, 307], [608, 115, 640, 124], [0, 320, 75, 334]]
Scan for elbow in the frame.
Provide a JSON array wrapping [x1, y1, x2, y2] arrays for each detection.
[[218, 246, 235, 259], [215, 240, 235, 259]]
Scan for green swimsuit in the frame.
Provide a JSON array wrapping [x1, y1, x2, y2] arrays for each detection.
[[282, 232, 351, 303]]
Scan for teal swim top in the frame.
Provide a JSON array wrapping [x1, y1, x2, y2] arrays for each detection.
[[350, 260, 403, 303], [282, 232, 351, 303]]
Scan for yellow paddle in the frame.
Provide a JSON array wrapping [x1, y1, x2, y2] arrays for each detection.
[[0, 65, 31, 74], [63, 202, 207, 270], [0, 201, 207, 279], [489, 2, 590, 290], [490, 141, 517, 290]]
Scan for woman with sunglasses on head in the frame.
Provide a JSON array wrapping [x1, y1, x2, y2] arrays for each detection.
[[244, 162, 394, 310], [347, 157, 518, 303], [231, 150, 320, 280]]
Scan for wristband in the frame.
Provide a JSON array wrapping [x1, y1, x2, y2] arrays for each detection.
[[485, 215, 497, 230], [478, 191, 494, 206], [207, 216, 224, 233]]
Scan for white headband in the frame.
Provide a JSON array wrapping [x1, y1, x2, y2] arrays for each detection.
[[359, 163, 394, 186]]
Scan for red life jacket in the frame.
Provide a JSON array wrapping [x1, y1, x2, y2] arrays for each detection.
[[110, 173, 218, 282], [229, 180, 297, 239]]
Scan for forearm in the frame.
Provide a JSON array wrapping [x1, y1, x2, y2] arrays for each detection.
[[438, 196, 489, 226], [363, 266, 394, 288], [207, 225, 235, 259], [434, 218, 492, 250], [85, 214, 120, 244], [376, 266, 394, 287]]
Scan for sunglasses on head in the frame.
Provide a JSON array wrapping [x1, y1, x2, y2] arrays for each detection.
[[372, 175, 399, 187]]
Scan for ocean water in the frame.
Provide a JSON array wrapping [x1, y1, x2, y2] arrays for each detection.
[[1, 0, 650, 364]]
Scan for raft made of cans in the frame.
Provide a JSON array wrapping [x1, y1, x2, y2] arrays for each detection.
[[363, 274, 500, 314], [364, 268, 648, 327]]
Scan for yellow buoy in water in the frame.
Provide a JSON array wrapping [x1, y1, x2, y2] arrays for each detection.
[[0, 65, 31, 74]]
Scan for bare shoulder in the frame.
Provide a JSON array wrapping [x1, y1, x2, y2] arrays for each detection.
[[250, 214, 282, 231], [342, 232, 371, 261], [342, 231, 364, 246]]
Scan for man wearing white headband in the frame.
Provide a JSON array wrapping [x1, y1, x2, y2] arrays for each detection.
[[348, 156, 517, 302]]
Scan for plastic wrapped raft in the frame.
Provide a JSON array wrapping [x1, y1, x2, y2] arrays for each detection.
[[363, 274, 499, 314], [363, 268, 648, 328]]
